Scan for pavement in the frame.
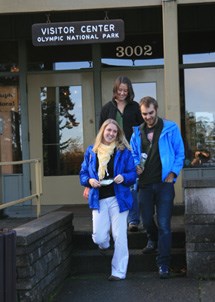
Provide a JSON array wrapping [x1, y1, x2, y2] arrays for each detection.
[[50, 272, 215, 302], [1, 204, 215, 302]]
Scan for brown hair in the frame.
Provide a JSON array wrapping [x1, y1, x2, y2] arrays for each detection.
[[112, 76, 134, 103], [139, 96, 158, 110]]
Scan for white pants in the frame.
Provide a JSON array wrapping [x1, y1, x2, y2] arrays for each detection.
[[92, 196, 129, 279]]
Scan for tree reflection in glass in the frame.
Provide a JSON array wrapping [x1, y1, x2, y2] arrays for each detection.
[[41, 86, 84, 176]]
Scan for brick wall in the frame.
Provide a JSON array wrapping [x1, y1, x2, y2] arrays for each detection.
[[15, 211, 74, 302], [184, 178, 215, 278]]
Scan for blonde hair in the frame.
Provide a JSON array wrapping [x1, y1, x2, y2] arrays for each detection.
[[93, 119, 131, 152]]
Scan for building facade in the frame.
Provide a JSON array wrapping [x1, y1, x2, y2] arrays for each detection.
[[0, 0, 215, 205]]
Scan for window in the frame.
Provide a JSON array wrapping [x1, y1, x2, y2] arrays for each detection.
[[54, 62, 92, 70], [41, 85, 84, 176], [101, 58, 164, 67], [184, 67, 215, 168], [0, 42, 19, 72], [133, 82, 156, 101], [27, 42, 92, 71], [183, 52, 215, 64]]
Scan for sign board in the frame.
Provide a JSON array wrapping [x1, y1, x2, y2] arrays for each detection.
[[0, 86, 18, 112], [32, 19, 124, 46]]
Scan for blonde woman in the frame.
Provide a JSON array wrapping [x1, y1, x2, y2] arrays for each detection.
[[99, 76, 143, 232], [80, 119, 136, 281]]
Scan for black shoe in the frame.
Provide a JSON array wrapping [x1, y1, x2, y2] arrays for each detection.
[[128, 224, 139, 232], [142, 240, 157, 254], [0, 211, 8, 219], [108, 275, 122, 281], [98, 247, 109, 256], [159, 265, 170, 279]]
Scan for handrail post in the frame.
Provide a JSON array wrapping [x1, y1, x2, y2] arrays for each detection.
[[0, 131, 5, 217], [35, 159, 41, 218]]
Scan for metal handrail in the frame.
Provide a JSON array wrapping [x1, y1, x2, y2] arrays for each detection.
[[0, 159, 42, 217]]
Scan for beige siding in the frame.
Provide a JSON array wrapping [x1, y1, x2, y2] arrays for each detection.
[[0, 0, 160, 14], [1, 0, 215, 14]]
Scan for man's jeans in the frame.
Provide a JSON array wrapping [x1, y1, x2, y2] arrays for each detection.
[[128, 186, 140, 226], [138, 182, 175, 266]]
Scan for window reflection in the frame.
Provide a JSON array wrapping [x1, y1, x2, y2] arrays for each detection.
[[0, 76, 22, 173], [184, 68, 215, 167], [54, 62, 92, 70], [28, 61, 92, 71], [0, 41, 19, 72], [133, 82, 156, 101], [27, 42, 92, 71], [41, 86, 84, 176], [183, 52, 215, 64], [102, 58, 164, 67]]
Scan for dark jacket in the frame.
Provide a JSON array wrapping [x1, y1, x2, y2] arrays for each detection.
[[99, 100, 143, 141]]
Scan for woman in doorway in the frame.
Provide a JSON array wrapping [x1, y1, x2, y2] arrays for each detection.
[[80, 119, 136, 281], [99, 75, 143, 231], [99, 75, 143, 143]]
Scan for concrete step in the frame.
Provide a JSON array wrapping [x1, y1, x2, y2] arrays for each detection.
[[71, 228, 186, 274], [71, 248, 186, 274], [69, 206, 186, 275], [128, 231, 185, 249], [72, 229, 185, 250]]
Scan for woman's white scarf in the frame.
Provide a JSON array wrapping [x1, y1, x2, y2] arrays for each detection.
[[97, 142, 116, 180]]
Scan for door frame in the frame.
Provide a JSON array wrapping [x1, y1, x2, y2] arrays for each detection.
[[27, 72, 95, 205]]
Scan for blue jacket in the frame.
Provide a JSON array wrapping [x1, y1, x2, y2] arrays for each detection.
[[79, 145, 137, 212], [130, 119, 185, 182]]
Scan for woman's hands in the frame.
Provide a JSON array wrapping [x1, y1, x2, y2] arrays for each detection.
[[114, 174, 124, 184], [89, 174, 124, 187], [89, 178, 101, 188]]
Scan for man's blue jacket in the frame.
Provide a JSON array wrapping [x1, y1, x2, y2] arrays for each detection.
[[130, 119, 185, 182], [79, 145, 137, 212]]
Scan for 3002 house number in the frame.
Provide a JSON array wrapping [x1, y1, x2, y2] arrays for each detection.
[[116, 45, 153, 58]]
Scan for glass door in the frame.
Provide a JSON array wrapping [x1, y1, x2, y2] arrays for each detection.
[[28, 72, 95, 204]]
